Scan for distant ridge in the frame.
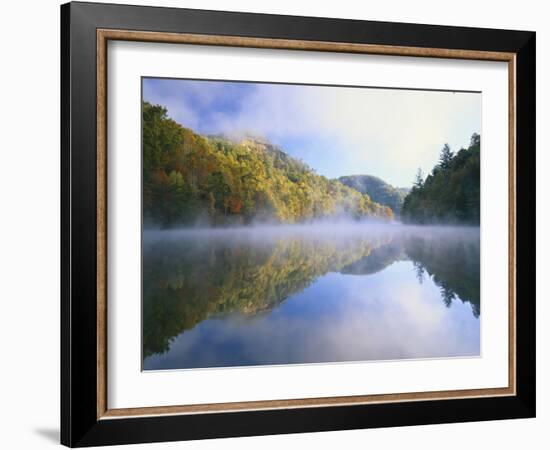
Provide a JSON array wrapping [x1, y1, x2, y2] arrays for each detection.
[[338, 175, 409, 216]]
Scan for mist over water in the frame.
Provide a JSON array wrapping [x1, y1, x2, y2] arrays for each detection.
[[142, 223, 480, 370]]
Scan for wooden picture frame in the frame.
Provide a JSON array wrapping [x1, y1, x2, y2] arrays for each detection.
[[61, 1, 535, 447]]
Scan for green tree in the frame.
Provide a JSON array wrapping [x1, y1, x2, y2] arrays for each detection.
[[401, 135, 480, 225], [438, 143, 454, 170], [414, 168, 424, 188]]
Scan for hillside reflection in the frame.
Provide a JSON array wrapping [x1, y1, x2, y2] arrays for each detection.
[[143, 225, 480, 360]]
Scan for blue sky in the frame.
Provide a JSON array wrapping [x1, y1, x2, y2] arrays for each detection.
[[143, 78, 481, 187]]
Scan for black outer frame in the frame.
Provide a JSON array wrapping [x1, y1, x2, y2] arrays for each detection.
[[60, 1, 535, 447]]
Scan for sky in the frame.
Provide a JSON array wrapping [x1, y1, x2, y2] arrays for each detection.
[[143, 78, 481, 188]]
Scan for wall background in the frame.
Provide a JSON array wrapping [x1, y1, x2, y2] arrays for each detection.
[[0, 0, 545, 448]]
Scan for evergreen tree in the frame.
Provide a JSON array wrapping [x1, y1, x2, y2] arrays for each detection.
[[414, 168, 424, 188], [401, 134, 480, 225], [438, 143, 454, 170]]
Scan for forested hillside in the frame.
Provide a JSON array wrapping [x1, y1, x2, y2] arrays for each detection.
[[401, 134, 480, 224], [143, 102, 394, 227], [339, 175, 409, 216]]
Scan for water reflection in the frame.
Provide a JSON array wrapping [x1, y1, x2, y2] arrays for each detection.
[[143, 225, 480, 369]]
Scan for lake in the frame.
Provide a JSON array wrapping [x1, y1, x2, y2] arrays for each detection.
[[142, 224, 480, 370]]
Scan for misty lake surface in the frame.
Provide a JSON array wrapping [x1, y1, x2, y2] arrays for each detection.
[[142, 224, 480, 370]]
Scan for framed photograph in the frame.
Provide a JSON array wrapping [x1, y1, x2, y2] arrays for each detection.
[[61, 1, 535, 447]]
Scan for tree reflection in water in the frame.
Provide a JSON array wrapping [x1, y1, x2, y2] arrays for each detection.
[[143, 225, 480, 363]]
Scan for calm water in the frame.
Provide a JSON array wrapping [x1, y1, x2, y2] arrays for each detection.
[[142, 224, 480, 370]]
